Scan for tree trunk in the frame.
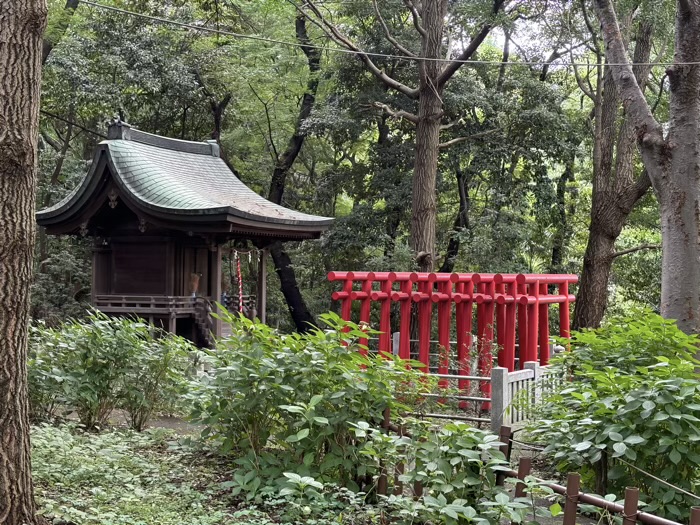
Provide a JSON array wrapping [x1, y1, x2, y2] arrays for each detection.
[[0, 1, 48, 524], [550, 158, 574, 273], [438, 167, 470, 274], [410, 0, 448, 272], [573, 17, 653, 328], [657, 3, 700, 334], [573, 216, 618, 329], [269, 241, 315, 332], [593, 0, 700, 338], [266, 14, 321, 332]]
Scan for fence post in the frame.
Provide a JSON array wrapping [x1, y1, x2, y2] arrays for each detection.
[[490, 367, 509, 433], [392, 331, 400, 356], [496, 425, 512, 486], [523, 361, 541, 411], [562, 473, 580, 525], [514, 456, 532, 498], [622, 487, 639, 525], [691, 507, 700, 525]]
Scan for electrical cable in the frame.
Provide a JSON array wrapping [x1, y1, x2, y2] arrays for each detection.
[[78, 0, 695, 69]]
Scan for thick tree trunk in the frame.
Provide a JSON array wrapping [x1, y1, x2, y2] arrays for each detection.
[[266, 15, 321, 332], [410, 0, 448, 272], [0, 1, 48, 524], [574, 18, 653, 328], [593, 0, 700, 338], [573, 216, 618, 329], [268, 241, 315, 332], [657, 3, 700, 334]]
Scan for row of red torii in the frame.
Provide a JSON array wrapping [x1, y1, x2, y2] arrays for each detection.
[[328, 271, 577, 399]]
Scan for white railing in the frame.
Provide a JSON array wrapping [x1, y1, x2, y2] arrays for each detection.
[[491, 362, 562, 431], [388, 332, 562, 432]]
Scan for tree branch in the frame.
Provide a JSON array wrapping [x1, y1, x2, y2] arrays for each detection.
[[437, 0, 505, 88], [249, 83, 279, 160], [299, 0, 419, 99], [403, 0, 426, 37], [650, 73, 667, 114], [373, 0, 416, 57], [592, 0, 664, 152], [42, 0, 79, 64], [611, 243, 660, 259], [437, 24, 492, 88], [438, 129, 497, 149], [373, 102, 419, 124]]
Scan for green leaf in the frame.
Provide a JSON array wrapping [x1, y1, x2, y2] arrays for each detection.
[[549, 503, 562, 517]]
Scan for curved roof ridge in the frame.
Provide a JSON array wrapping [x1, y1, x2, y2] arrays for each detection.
[[128, 129, 219, 157]]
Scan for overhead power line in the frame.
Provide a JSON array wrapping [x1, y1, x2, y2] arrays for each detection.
[[79, 0, 698, 68]]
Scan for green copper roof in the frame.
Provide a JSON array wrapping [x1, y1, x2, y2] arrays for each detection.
[[37, 124, 334, 235]]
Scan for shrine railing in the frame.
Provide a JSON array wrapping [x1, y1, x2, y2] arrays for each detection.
[[93, 295, 205, 315]]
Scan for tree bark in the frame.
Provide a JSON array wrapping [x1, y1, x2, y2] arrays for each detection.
[[0, 1, 49, 524], [593, 0, 700, 337], [573, 17, 654, 329], [265, 15, 321, 332], [410, 0, 448, 272]]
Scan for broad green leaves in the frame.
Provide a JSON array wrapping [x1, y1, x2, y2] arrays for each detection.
[[529, 313, 700, 522]]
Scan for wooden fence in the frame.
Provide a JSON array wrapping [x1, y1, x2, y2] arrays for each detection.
[[503, 454, 699, 525], [377, 420, 699, 525]]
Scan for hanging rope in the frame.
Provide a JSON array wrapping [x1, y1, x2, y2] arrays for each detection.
[[236, 250, 244, 313]]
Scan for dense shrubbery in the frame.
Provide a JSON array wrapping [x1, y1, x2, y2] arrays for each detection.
[[29, 312, 194, 430], [528, 313, 700, 522], [29, 310, 563, 524], [187, 311, 432, 495], [186, 312, 558, 525]]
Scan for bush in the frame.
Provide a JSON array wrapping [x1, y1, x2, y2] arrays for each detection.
[[187, 311, 431, 496], [29, 312, 194, 429], [527, 312, 700, 522], [187, 313, 561, 525]]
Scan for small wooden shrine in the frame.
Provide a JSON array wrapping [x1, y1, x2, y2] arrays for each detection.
[[37, 120, 333, 346]]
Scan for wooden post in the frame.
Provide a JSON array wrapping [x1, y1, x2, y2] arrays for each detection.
[[498, 425, 512, 460], [392, 331, 401, 356], [562, 473, 580, 525], [490, 367, 509, 432], [690, 507, 700, 525], [257, 248, 268, 323], [514, 456, 532, 498], [496, 425, 512, 486], [622, 487, 639, 525], [394, 462, 404, 496]]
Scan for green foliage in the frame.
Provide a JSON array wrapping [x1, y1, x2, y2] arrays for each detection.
[[528, 313, 700, 521], [32, 424, 234, 525], [187, 311, 431, 495], [29, 312, 194, 429]]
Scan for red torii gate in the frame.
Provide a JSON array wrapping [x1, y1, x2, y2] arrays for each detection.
[[328, 271, 577, 394]]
